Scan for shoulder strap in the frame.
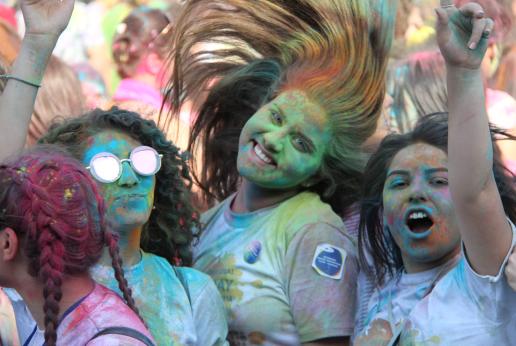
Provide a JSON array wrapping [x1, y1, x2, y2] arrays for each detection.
[[89, 327, 155, 346], [173, 266, 192, 310]]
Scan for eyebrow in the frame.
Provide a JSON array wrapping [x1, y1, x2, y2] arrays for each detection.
[[387, 167, 448, 179], [426, 168, 448, 174], [386, 170, 409, 179]]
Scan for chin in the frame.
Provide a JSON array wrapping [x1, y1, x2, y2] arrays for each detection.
[[107, 212, 151, 230]]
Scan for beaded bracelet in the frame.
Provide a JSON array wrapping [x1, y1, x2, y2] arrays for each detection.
[[0, 74, 41, 88]]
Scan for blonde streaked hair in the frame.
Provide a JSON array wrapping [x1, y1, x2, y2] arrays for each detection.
[[164, 0, 397, 211]]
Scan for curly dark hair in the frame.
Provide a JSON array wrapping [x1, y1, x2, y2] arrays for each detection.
[[358, 112, 516, 286], [39, 107, 199, 265]]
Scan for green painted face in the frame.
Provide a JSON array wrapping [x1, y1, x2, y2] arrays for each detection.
[[237, 89, 331, 190], [81, 130, 156, 232]]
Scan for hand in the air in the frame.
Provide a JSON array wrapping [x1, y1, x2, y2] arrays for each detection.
[[21, 0, 74, 37], [435, 0, 494, 69]]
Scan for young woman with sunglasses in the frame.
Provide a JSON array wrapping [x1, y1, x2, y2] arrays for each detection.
[[0, 148, 155, 346], [0, 0, 228, 344], [354, 2, 516, 344], [163, 0, 396, 344]]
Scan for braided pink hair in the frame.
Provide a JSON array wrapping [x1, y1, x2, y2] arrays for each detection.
[[0, 147, 142, 345]]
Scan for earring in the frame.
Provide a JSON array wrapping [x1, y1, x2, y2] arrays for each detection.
[[152, 205, 156, 210]]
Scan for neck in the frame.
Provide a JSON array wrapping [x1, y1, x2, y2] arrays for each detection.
[[15, 273, 94, 330], [231, 178, 299, 213], [100, 226, 143, 267], [403, 245, 461, 274]]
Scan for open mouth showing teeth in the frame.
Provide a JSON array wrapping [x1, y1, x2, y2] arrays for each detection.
[[253, 141, 275, 165], [406, 210, 434, 233]]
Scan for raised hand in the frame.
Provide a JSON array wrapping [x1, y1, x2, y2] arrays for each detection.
[[435, 0, 494, 69], [20, 0, 74, 38]]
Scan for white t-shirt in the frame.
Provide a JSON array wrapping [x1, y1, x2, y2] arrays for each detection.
[[194, 192, 359, 345], [356, 219, 516, 345], [5, 283, 154, 346], [5, 252, 228, 346], [90, 251, 229, 346]]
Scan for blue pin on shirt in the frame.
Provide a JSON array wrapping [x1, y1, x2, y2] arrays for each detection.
[[244, 240, 262, 264], [311, 244, 346, 279]]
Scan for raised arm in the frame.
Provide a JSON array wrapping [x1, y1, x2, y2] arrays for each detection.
[[0, 0, 74, 161], [436, 0, 512, 275]]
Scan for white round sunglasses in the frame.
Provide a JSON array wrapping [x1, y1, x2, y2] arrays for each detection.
[[86, 146, 163, 183]]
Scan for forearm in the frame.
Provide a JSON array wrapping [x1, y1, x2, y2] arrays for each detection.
[[446, 65, 492, 201], [0, 33, 58, 160], [447, 64, 512, 275]]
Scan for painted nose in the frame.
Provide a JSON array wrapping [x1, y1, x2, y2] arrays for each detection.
[[262, 130, 284, 153], [117, 161, 140, 187], [408, 188, 428, 203]]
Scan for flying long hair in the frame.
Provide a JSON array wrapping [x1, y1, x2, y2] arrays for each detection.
[[163, 0, 397, 212]]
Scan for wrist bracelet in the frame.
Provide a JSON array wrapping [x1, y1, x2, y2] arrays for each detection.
[[0, 74, 41, 88]]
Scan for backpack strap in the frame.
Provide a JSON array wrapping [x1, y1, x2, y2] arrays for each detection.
[[173, 266, 192, 310], [89, 327, 155, 346]]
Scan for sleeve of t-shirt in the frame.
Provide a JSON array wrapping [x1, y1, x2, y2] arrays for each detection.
[[284, 222, 359, 342], [190, 271, 230, 346], [0, 288, 20, 346], [461, 218, 516, 322]]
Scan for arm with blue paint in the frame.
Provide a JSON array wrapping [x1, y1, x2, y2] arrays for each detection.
[[0, 0, 73, 161], [436, 1, 512, 276]]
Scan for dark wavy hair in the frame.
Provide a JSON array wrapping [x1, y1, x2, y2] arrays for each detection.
[[358, 112, 516, 286], [0, 147, 141, 346], [39, 107, 198, 265]]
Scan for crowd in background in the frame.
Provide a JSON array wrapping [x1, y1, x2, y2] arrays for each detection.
[[0, 0, 514, 174]]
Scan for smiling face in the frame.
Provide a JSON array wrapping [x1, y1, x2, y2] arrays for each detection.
[[81, 130, 156, 233], [383, 143, 461, 273], [237, 89, 331, 190]]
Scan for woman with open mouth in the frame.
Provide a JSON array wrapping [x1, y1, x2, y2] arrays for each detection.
[[354, 2, 516, 345]]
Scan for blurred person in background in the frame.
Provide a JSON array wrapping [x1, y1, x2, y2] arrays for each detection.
[[111, 7, 171, 115], [386, 49, 516, 173], [111, 4, 191, 150], [73, 62, 109, 110], [491, 0, 516, 99], [27, 55, 86, 146], [0, 14, 20, 65]]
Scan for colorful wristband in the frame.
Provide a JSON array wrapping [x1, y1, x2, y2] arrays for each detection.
[[0, 74, 41, 88]]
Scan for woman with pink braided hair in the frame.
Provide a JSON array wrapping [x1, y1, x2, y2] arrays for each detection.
[[0, 147, 155, 345]]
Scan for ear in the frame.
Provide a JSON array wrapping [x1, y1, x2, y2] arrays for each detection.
[[0, 228, 19, 261]]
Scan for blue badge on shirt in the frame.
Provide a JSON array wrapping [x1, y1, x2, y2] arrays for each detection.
[[244, 240, 262, 264], [312, 244, 346, 280]]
